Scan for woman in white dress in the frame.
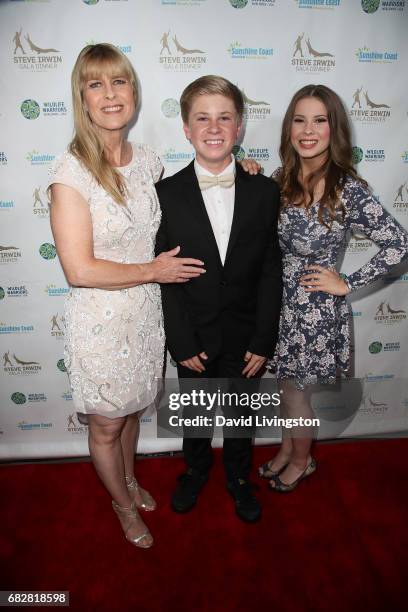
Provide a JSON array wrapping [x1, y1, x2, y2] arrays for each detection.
[[48, 44, 205, 548]]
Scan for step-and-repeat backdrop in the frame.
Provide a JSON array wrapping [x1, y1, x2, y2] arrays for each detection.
[[1, 0, 407, 459]]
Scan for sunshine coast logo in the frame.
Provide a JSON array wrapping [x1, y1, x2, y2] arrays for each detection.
[[162, 148, 194, 164], [401, 151, 408, 163], [227, 41, 273, 60], [45, 284, 69, 297], [292, 33, 335, 72], [240, 87, 271, 122], [0, 323, 34, 334], [0, 200, 14, 211], [374, 300, 406, 325], [349, 87, 391, 124], [384, 272, 408, 284], [20, 99, 67, 119], [355, 46, 398, 63], [159, 30, 206, 72], [295, 0, 340, 7], [11, 391, 47, 405], [50, 313, 64, 340], [393, 180, 408, 214], [3, 351, 42, 376], [12, 28, 62, 71], [0, 245, 22, 265], [26, 150, 55, 166], [361, 0, 405, 12], [161, 0, 207, 5], [67, 413, 88, 435], [161, 98, 180, 118], [61, 390, 73, 401], [17, 421, 53, 431], [39, 243, 57, 260], [32, 186, 49, 218], [0, 152, 7, 166]]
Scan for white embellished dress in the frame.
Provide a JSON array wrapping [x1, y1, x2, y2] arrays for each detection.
[[48, 143, 165, 419]]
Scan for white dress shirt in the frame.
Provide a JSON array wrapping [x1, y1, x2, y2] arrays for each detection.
[[194, 156, 236, 265]]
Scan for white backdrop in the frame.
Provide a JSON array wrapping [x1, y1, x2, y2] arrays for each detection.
[[1, 0, 407, 459]]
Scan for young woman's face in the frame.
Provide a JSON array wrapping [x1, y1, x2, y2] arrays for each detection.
[[82, 72, 135, 135], [290, 96, 330, 165]]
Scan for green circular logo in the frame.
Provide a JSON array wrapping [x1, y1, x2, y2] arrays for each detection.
[[57, 359, 67, 372], [161, 98, 180, 118], [361, 0, 381, 13], [229, 0, 248, 7], [83, 0, 99, 4], [232, 145, 246, 161], [352, 146, 364, 165], [369, 341, 383, 354], [39, 243, 56, 260], [11, 392, 27, 405], [0, 287, 4, 300], [20, 99, 40, 120]]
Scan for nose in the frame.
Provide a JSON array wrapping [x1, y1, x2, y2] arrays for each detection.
[[207, 119, 220, 132], [104, 83, 115, 99], [304, 120, 314, 134]]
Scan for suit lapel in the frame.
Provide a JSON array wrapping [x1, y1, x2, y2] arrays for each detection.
[[181, 161, 222, 267], [224, 164, 252, 264]]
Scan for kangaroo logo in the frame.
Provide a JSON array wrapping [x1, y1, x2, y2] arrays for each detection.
[[0, 245, 19, 251], [240, 89, 270, 106], [305, 38, 334, 58], [363, 91, 390, 109], [159, 31, 205, 56], [13, 354, 40, 366], [386, 303, 406, 315], [173, 35, 204, 55], [24, 34, 59, 54]]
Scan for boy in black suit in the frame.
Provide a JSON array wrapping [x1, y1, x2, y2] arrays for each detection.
[[156, 75, 282, 522]]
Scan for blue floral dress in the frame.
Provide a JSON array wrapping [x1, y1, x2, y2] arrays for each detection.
[[272, 172, 408, 389]]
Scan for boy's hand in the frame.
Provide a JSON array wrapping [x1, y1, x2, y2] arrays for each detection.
[[242, 351, 266, 378], [239, 159, 262, 175], [180, 351, 208, 373]]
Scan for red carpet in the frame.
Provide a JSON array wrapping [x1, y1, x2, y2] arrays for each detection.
[[1, 439, 407, 612]]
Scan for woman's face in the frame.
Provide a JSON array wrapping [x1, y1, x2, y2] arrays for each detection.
[[290, 96, 330, 165], [82, 72, 135, 136]]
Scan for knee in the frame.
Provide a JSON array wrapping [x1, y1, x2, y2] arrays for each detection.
[[89, 415, 126, 444]]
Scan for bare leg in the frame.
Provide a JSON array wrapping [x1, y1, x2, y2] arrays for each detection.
[[120, 410, 156, 510], [270, 379, 315, 488], [262, 398, 293, 474], [88, 413, 152, 543]]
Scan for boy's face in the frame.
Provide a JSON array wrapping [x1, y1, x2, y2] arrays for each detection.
[[183, 94, 242, 172]]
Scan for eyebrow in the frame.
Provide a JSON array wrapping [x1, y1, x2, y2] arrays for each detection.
[[293, 113, 328, 118], [193, 111, 234, 116]]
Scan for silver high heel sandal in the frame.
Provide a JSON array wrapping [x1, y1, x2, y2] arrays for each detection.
[[112, 500, 153, 548], [125, 475, 157, 512]]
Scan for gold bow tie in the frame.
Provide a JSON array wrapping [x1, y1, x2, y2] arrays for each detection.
[[198, 173, 235, 191]]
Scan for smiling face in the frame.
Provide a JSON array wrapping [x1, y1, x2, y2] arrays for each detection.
[[183, 93, 242, 173], [82, 73, 135, 136], [290, 96, 331, 168]]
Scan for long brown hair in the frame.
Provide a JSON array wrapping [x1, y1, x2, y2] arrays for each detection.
[[70, 43, 138, 206], [278, 84, 367, 228]]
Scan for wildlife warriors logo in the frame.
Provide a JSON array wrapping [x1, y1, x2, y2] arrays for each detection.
[[239, 87, 271, 122], [374, 301, 406, 325], [361, 0, 380, 11], [0, 245, 22, 264], [361, 0, 405, 12], [50, 314, 64, 340], [159, 30, 206, 72], [12, 28, 62, 72], [3, 351, 42, 376], [229, 0, 248, 7], [292, 33, 335, 72], [349, 86, 391, 123], [32, 186, 49, 218], [57, 359, 67, 373], [20, 99, 40, 120], [39, 243, 56, 260], [393, 181, 408, 214]]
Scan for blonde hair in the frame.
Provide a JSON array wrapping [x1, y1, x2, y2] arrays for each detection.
[[70, 43, 138, 205], [180, 75, 244, 123]]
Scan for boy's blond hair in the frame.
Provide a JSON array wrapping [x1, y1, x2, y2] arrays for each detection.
[[180, 75, 244, 123]]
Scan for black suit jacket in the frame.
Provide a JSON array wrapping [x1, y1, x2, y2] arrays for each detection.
[[155, 161, 282, 363]]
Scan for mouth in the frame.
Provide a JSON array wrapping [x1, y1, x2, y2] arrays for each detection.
[[204, 139, 224, 146], [101, 105, 123, 113], [299, 139, 318, 148]]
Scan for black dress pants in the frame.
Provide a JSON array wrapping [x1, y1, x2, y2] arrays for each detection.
[[176, 352, 259, 482]]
